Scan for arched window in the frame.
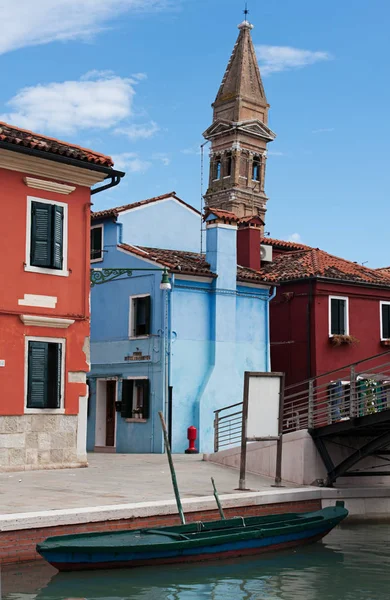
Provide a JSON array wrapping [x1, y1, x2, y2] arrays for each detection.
[[252, 155, 261, 182], [214, 158, 222, 180], [226, 152, 232, 176]]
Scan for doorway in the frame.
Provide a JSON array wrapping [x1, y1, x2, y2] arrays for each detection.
[[95, 379, 117, 452]]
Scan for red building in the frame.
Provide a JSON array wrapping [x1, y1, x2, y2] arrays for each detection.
[[0, 122, 123, 471], [259, 238, 390, 386]]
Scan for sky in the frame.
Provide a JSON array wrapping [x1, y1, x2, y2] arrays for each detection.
[[1, 0, 389, 267]]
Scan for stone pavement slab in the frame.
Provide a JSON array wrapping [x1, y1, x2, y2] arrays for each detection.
[[0, 453, 296, 515]]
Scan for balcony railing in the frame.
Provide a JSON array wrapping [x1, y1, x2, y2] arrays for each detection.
[[213, 402, 243, 452]]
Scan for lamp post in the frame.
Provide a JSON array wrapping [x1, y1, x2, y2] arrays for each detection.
[[90, 267, 171, 290]]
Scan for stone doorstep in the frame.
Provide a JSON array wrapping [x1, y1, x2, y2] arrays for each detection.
[[0, 488, 321, 532]]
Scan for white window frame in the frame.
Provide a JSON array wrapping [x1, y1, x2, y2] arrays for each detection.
[[90, 224, 104, 263], [124, 376, 149, 423], [380, 301, 390, 340], [25, 195, 69, 277], [129, 294, 151, 339], [24, 336, 66, 414], [328, 295, 349, 337]]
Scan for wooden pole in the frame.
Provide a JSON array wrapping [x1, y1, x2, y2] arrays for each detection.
[[211, 477, 226, 520], [158, 411, 186, 525]]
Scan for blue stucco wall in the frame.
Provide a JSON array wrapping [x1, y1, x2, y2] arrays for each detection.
[[88, 215, 271, 455], [118, 198, 202, 252]]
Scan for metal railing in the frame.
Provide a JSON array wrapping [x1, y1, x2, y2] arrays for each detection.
[[282, 351, 390, 432], [213, 351, 390, 452], [213, 402, 243, 452]]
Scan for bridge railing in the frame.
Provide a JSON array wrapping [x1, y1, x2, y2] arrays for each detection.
[[213, 402, 243, 452], [213, 351, 390, 452], [282, 351, 390, 432]]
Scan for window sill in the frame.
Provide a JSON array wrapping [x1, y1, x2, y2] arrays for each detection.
[[125, 418, 148, 423], [24, 265, 69, 278], [129, 335, 151, 340], [25, 408, 65, 414], [91, 257, 103, 263]]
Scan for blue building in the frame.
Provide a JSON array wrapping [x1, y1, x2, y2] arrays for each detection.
[[87, 18, 278, 454], [87, 202, 274, 454]]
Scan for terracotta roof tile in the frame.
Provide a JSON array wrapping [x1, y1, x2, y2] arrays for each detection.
[[204, 208, 240, 223], [0, 121, 113, 167], [260, 248, 390, 287], [92, 192, 200, 221], [118, 243, 273, 285], [261, 237, 310, 251]]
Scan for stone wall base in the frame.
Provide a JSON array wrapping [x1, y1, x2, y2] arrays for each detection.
[[0, 415, 84, 471]]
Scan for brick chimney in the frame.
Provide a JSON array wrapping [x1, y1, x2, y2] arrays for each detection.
[[237, 215, 264, 271]]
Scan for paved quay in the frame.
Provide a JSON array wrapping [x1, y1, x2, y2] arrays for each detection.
[[0, 453, 296, 515]]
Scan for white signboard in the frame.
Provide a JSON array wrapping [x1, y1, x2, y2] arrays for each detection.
[[246, 373, 283, 439]]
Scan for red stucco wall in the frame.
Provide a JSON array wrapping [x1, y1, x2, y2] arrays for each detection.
[[0, 167, 91, 415], [270, 279, 390, 387]]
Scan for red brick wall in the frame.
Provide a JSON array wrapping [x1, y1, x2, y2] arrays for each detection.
[[0, 499, 321, 564]]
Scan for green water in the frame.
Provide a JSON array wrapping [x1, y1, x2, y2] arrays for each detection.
[[2, 524, 390, 600]]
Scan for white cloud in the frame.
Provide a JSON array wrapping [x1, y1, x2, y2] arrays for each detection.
[[256, 45, 332, 75], [0, 72, 139, 134], [112, 152, 151, 173], [0, 0, 172, 55], [115, 121, 160, 140], [312, 127, 335, 134], [152, 152, 170, 166], [287, 233, 303, 243]]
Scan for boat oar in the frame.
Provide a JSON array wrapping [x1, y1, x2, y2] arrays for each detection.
[[211, 477, 226, 520], [158, 411, 186, 525]]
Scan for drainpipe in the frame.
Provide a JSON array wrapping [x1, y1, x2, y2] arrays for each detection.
[[307, 280, 314, 379], [167, 274, 174, 446], [266, 286, 277, 371]]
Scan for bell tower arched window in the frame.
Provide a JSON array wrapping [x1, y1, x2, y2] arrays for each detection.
[[252, 155, 261, 182], [214, 158, 222, 180], [226, 152, 232, 177]]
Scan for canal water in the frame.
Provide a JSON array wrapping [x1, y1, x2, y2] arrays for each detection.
[[2, 524, 389, 600]]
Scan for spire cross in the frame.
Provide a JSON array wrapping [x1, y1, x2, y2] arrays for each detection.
[[243, 3, 249, 20]]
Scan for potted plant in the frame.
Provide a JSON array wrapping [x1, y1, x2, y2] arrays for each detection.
[[329, 334, 359, 347]]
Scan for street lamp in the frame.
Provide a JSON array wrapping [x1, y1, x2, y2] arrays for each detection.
[[90, 267, 171, 289]]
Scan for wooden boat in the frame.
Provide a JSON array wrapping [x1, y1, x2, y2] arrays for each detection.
[[37, 502, 348, 572]]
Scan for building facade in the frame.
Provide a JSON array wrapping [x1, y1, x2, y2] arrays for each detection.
[[88, 205, 274, 454], [0, 121, 122, 471]]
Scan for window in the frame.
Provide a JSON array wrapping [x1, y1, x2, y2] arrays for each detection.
[[91, 225, 103, 262], [26, 196, 68, 276], [380, 302, 390, 340], [226, 153, 232, 177], [214, 159, 221, 180], [130, 295, 151, 337], [329, 296, 349, 336], [26, 340, 64, 410], [252, 156, 261, 182], [121, 379, 150, 420]]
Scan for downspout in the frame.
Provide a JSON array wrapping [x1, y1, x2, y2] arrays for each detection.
[[167, 274, 174, 446], [266, 286, 277, 371]]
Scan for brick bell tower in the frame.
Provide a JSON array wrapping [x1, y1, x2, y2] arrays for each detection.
[[203, 18, 276, 224]]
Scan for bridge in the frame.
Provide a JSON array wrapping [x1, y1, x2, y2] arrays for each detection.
[[214, 351, 390, 486]]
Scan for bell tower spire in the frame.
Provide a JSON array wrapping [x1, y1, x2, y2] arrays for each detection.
[[203, 17, 276, 225]]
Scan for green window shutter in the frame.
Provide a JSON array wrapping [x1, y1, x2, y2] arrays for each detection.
[[142, 379, 150, 420], [27, 342, 48, 408], [31, 202, 52, 268], [331, 299, 346, 335], [46, 343, 62, 408], [52, 205, 64, 270], [121, 380, 134, 418]]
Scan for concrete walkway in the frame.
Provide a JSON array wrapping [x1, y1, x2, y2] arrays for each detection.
[[0, 453, 295, 515]]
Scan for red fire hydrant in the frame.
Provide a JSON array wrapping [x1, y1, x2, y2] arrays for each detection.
[[185, 425, 199, 454]]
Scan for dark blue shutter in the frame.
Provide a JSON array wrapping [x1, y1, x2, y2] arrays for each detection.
[[52, 205, 64, 270], [144, 296, 151, 335], [31, 202, 52, 268], [121, 380, 134, 418], [27, 342, 48, 408], [91, 227, 102, 260], [331, 299, 346, 335], [383, 305, 390, 339], [46, 343, 62, 408]]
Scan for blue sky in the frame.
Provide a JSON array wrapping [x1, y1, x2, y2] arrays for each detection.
[[1, 0, 389, 267]]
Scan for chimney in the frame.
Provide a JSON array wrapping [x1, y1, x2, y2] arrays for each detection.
[[237, 215, 264, 271], [204, 209, 239, 289]]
